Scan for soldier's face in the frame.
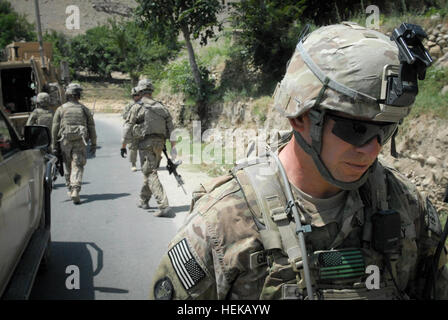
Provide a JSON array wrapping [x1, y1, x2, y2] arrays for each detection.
[[320, 114, 382, 183]]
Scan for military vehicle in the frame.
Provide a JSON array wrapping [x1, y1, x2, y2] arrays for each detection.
[[0, 106, 56, 299], [0, 41, 69, 136]]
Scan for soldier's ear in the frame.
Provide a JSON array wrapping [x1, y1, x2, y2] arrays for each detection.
[[289, 111, 309, 134]]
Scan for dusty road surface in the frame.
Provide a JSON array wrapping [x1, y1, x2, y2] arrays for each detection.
[[30, 113, 211, 300]]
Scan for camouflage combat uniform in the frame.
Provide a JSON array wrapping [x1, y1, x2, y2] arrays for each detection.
[[52, 100, 97, 194], [26, 107, 54, 128], [149, 23, 448, 300], [123, 96, 174, 209], [122, 100, 142, 168], [150, 150, 448, 300]]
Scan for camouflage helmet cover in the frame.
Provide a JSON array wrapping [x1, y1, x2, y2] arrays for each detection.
[[131, 87, 139, 96], [274, 22, 406, 123], [66, 82, 83, 96], [36, 92, 50, 105], [137, 78, 154, 94]]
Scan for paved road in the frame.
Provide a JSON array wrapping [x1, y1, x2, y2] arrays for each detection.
[[30, 113, 211, 300]]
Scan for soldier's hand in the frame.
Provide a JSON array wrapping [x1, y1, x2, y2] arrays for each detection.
[[120, 148, 127, 158], [90, 145, 97, 157], [170, 146, 177, 160]]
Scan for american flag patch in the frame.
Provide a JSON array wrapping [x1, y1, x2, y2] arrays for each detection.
[[168, 239, 205, 290]]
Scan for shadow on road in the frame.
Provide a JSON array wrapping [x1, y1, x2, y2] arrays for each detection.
[[79, 193, 131, 204], [30, 241, 128, 300]]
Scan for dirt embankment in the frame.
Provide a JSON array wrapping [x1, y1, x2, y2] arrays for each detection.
[[381, 115, 448, 214]]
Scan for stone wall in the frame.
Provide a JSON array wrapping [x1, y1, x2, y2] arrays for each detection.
[[422, 23, 448, 60]]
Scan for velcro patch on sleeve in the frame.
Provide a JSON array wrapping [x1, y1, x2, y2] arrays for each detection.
[[168, 238, 205, 291]]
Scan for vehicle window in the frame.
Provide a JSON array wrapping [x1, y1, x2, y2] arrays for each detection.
[[0, 113, 18, 158]]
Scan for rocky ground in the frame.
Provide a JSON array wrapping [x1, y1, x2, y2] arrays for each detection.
[[380, 116, 448, 215]]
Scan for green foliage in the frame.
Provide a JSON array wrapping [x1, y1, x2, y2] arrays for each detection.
[[424, 6, 448, 18], [136, 0, 225, 119], [410, 67, 448, 119], [43, 30, 71, 70], [230, 1, 309, 89], [165, 58, 215, 103], [135, 0, 224, 46], [109, 19, 178, 84], [0, 0, 35, 48], [43, 19, 178, 82], [69, 25, 118, 78]]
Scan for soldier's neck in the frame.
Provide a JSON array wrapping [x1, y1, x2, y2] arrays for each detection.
[[278, 137, 341, 199]]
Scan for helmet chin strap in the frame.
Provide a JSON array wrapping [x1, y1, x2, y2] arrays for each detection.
[[292, 109, 376, 191]]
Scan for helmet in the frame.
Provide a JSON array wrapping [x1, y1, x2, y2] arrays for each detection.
[[36, 92, 50, 106], [274, 22, 407, 191], [66, 83, 83, 96], [273, 22, 406, 123], [131, 87, 139, 96], [136, 78, 154, 94]]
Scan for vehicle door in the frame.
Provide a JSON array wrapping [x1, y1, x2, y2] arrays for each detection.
[[0, 110, 36, 295]]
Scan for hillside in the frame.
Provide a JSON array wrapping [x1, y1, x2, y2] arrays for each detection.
[[9, 0, 137, 36]]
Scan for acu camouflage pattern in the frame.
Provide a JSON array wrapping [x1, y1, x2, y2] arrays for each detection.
[[26, 107, 54, 129], [150, 155, 448, 300], [52, 101, 97, 192], [273, 22, 403, 121], [123, 97, 174, 209], [122, 100, 142, 166]]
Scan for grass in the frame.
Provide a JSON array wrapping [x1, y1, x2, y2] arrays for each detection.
[[408, 67, 448, 120]]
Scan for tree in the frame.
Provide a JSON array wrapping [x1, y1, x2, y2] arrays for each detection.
[[109, 19, 177, 85], [69, 25, 119, 78], [135, 0, 225, 117], [230, 0, 307, 90], [0, 0, 35, 49]]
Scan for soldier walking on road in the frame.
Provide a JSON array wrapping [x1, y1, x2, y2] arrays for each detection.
[[52, 83, 97, 205], [150, 23, 448, 300], [121, 79, 177, 217], [26, 92, 54, 129], [122, 87, 142, 172]]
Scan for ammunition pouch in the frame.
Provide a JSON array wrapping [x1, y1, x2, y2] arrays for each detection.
[[61, 124, 88, 142]]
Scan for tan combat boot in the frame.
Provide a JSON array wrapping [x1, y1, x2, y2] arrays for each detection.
[[154, 207, 171, 217], [137, 200, 149, 209], [71, 188, 81, 204]]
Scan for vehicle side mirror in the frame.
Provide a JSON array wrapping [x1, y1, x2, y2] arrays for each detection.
[[24, 125, 51, 149]]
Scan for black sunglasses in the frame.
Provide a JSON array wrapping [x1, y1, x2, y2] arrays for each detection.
[[327, 113, 398, 147]]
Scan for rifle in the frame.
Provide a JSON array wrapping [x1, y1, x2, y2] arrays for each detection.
[[54, 142, 64, 177], [163, 146, 187, 195]]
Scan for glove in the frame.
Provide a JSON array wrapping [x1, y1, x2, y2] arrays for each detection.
[[120, 148, 127, 158], [90, 145, 96, 157], [170, 146, 177, 160]]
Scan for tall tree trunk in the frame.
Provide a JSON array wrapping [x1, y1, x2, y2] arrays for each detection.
[[181, 24, 202, 93], [180, 24, 206, 120]]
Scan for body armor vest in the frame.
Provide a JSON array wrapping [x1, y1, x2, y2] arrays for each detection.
[[231, 155, 420, 300], [59, 102, 89, 142], [33, 108, 54, 128], [142, 99, 169, 138]]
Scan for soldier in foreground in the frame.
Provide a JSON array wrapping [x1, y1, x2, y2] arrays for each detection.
[[26, 92, 54, 128], [150, 23, 448, 300], [122, 87, 142, 172], [121, 79, 176, 217], [52, 83, 97, 204]]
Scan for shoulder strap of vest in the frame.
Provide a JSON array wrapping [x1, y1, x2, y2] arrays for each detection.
[[232, 156, 303, 262], [360, 161, 389, 246]]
